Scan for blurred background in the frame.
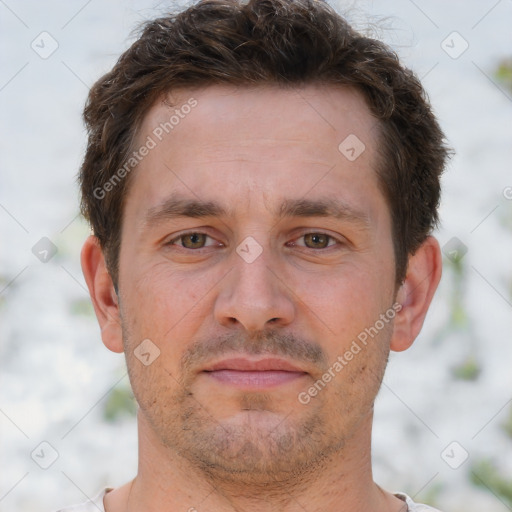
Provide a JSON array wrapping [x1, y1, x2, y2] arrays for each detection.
[[1, 1, 511, 511]]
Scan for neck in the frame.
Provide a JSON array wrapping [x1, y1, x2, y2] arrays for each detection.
[[105, 410, 404, 512]]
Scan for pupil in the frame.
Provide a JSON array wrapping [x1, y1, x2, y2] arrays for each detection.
[[185, 233, 204, 247], [308, 233, 326, 248]]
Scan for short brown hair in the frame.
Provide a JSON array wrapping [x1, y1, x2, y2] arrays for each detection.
[[79, 0, 450, 288]]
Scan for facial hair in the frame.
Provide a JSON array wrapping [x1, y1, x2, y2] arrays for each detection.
[[121, 312, 390, 490]]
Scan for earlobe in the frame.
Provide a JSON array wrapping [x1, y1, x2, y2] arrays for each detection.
[[80, 235, 124, 353], [390, 236, 442, 352]]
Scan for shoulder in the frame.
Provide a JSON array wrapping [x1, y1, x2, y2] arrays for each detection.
[[394, 492, 444, 511], [55, 488, 110, 512]]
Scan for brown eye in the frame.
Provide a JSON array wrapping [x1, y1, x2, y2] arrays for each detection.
[[303, 233, 331, 249], [177, 233, 208, 249]]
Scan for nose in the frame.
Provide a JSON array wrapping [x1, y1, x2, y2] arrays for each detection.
[[213, 241, 295, 333]]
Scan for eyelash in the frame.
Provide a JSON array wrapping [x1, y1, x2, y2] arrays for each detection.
[[165, 231, 343, 251]]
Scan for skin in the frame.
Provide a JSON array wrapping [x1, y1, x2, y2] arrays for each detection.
[[81, 84, 442, 512]]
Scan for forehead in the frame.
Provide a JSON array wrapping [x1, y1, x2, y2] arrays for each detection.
[[138, 83, 378, 155], [126, 83, 383, 224]]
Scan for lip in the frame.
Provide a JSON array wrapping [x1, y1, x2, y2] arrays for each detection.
[[202, 357, 308, 389], [203, 357, 306, 373]]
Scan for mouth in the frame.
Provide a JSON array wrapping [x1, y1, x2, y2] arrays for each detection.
[[202, 357, 308, 389]]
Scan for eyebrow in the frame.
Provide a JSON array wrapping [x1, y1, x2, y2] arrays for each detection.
[[143, 193, 370, 228]]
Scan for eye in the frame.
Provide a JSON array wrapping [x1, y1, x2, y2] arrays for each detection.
[[166, 232, 218, 250], [165, 231, 342, 252], [290, 232, 340, 250]]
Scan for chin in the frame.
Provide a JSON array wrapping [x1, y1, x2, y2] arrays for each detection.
[[166, 404, 343, 483]]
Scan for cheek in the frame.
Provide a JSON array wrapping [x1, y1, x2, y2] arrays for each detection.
[[132, 261, 202, 317], [293, 265, 390, 349], [122, 261, 222, 363]]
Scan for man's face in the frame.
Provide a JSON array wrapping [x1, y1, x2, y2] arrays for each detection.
[[117, 84, 397, 481]]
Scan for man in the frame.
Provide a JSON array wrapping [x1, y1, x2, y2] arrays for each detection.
[[66, 0, 449, 510]]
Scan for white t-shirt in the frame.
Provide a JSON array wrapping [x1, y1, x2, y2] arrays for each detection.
[[56, 488, 443, 511]]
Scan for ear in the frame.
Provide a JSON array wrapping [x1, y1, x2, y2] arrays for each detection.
[[80, 235, 124, 353], [390, 236, 442, 352]]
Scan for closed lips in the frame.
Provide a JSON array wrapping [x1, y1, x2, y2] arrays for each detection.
[[202, 357, 306, 373], [202, 357, 308, 388]]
